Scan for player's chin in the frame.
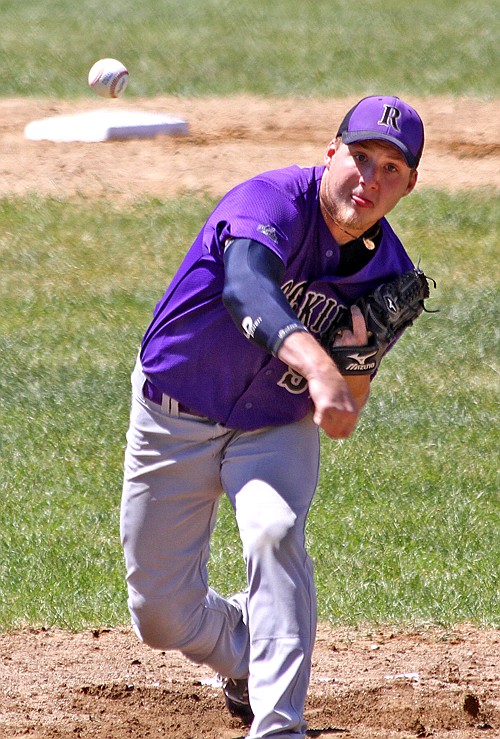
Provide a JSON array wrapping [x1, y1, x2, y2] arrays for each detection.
[[353, 205, 385, 232]]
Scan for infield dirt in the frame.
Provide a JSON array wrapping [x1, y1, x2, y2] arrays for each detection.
[[1, 95, 499, 200], [0, 95, 498, 739]]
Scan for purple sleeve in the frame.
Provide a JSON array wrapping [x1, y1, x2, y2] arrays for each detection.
[[204, 177, 305, 264]]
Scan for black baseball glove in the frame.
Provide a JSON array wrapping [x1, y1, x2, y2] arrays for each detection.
[[321, 268, 436, 375]]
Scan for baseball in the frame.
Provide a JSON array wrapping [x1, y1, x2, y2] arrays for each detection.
[[88, 58, 129, 98]]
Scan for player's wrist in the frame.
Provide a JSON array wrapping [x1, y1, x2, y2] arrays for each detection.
[[278, 331, 341, 382]]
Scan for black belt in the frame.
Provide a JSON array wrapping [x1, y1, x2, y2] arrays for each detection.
[[143, 379, 206, 419]]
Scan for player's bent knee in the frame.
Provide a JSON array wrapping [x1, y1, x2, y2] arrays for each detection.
[[128, 597, 198, 651]]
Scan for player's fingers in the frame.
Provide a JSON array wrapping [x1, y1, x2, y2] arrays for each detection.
[[311, 382, 359, 438], [350, 305, 368, 344], [314, 407, 358, 438]]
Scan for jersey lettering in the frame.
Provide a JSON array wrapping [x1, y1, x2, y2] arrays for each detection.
[[296, 291, 325, 325], [278, 367, 308, 394], [277, 281, 347, 395], [282, 280, 307, 311], [282, 280, 345, 337], [309, 297, 340, 334]]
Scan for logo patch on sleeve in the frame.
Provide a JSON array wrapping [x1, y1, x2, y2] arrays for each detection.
[[242, 315, 262, 339], [257, 224, 278, 243]]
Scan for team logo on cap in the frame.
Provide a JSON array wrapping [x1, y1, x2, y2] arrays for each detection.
[[378, 105, 401, 131]]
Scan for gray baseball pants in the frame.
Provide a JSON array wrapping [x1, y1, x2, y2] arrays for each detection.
[[120, 359, 320, 738]]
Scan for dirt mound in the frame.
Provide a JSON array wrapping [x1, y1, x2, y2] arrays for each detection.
[[0, 625, 498, 738]]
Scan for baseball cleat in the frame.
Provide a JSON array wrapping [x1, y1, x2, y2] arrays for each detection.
[[220, 676, 254, 725]]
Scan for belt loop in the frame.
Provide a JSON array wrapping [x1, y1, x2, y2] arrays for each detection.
[[161, 393, 180, 417]]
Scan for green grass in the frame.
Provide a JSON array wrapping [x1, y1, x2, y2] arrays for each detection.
[[0, 195, 210, 629], [1, 190, 498, 630], [0, 0, 498, 97]]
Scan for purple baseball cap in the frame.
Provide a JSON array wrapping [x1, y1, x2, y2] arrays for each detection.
[[337, 95, 425, 168]]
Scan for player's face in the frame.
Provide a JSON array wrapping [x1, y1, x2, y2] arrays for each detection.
[[321, 139, 418, 238]]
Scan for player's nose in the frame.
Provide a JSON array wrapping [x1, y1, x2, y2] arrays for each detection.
[[360, 163, 379, 188]]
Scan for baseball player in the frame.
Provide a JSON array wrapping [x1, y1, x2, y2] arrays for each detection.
[[121, 95, 425, 738]]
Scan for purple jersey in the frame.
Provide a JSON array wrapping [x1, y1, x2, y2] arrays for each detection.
[[140, 165, 414, 430]]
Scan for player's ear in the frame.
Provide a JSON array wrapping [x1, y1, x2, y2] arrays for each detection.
[[403, 169, 418, 197], [323, 139, 337, 167]]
